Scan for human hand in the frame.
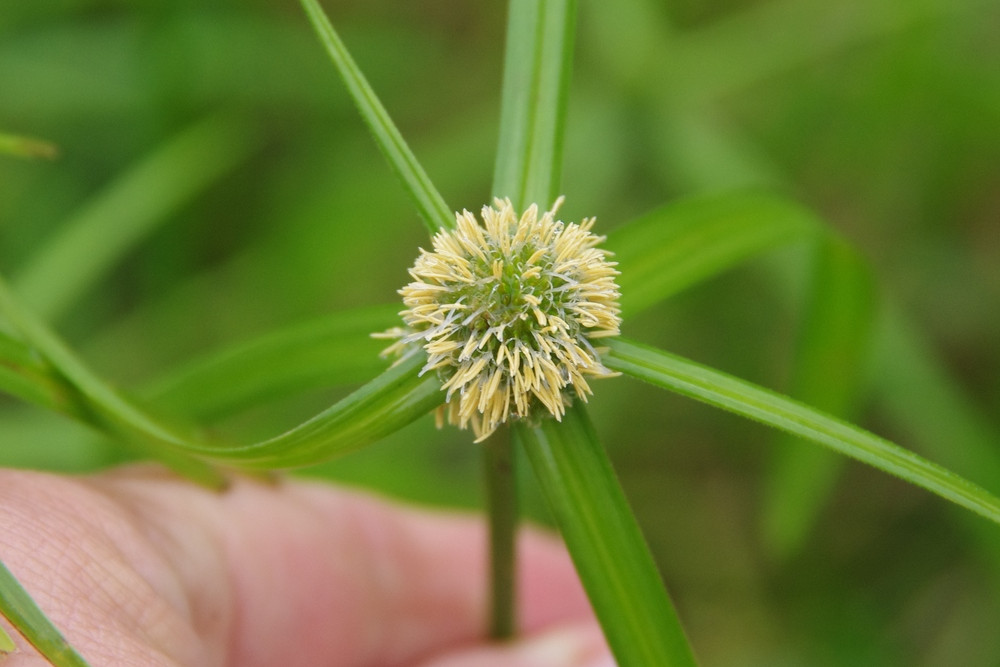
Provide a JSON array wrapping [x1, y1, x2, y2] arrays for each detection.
[[0, 467, 613, 666]]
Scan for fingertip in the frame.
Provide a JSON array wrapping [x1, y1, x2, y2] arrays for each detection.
[[417, 622, 614, 667]]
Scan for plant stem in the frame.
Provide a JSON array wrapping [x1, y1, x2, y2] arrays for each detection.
[[484, 425, 517, 639]]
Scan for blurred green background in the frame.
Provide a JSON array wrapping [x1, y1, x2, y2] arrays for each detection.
[[2, 0, 999, 664]]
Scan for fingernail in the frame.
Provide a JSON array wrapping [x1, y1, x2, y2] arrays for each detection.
[[582, 656, 617, 667], [515, 624, 612, 667]]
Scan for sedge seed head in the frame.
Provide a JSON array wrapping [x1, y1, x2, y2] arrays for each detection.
[[377, 197, 621, 442]]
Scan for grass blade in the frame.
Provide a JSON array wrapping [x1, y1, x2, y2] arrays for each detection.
[[872, 306, 1000, 491], [0, 331, 67, 414], [14, 114, 258, 323], [608, 191, 821, 317], [199, 351, 442, 468], [299, 0, 453, 233], [492, 0, 577, 207], [2, 272, 441, 471], [760, 238, 875, 558], [516, 406, 698, 667], [0, 559, 92, 667], [605, 337, 1000, 527], [0, 274, 225, 486], [144, 303, 398, 421]]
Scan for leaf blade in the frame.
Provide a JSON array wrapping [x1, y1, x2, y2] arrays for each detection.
[[760, 238, 876, 558], [492, 0, 577, 207], [200, 351, 442, 468], [0, 559, 92, 667], [144, 303, 398, 421], [516, 406, 698, 667], [14, 114, 258, 323], [299, 0, 453, 233], [607, 191, 821, 317], [605, 337, 1000, 527]]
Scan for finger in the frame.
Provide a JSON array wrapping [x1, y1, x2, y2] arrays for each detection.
[[415, 622, 615, 667], [0, 468, 216, 667], [95, 468, 596, 667]]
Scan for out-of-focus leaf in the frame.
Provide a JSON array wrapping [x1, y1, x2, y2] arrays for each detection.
[[145, 303, 398, 421], [0, 274, 225, 487], [299, 0, 453, 234], [872, 307, 1000, 492], [761, 238, 876, 559], [516, 405, 698, 667], [608, 191, 821, 317], [13, 114, 258, 324], [492, 0, 577, 208], [605, 337, 1000, 528], [0, 559, 92, 666], [0, 132, 57, 160]]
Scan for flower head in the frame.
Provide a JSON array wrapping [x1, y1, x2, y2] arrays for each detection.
[[377, 197, 621, 441]]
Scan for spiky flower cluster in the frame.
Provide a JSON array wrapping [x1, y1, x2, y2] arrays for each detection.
[[377, 197, 621, 442]]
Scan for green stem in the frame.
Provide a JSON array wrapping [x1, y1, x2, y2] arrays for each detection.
[[484, 425, 517, 639]]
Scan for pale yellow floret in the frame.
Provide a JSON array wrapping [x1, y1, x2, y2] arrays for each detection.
[[377, 196, 621, 442]]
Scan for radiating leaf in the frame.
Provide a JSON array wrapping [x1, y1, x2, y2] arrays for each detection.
[[0, 623, 14, 653], [298, 0, 453, 233], [608, 191, 821, 317], [516, 405, 698, 667], [0, 559, 92, 666], [492, 0, 578, 208], [872, 307, 1000, 492], [197, 351, 442, 468], [14, 114, 258, 323], [0, 274, 225, 487], [605, 337, 1000, 527]]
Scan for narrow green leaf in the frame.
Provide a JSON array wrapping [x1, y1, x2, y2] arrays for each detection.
[[1, 271, 443, 473], [0, 623, 14, 653], [605, 337, 1000, 527], [0, 331, 63, 413], [492, 0, 577, 207], [761, 238, 875, 558], [0, 132, 58, 160], [872, 306, 1000, 492], [516, 405, 698, 667], [144, 303, 398, 421], [299, 0, 453, 233], [14, 114, 258, 323], [607, 191, 821, 317], [0, 559, 92, 666], [198, 351, 442, 468], [0, 274, 225, 487]]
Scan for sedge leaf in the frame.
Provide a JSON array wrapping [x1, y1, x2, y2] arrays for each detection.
[[492, 0, 577, 208], [298, 0, 453, 233], [605, 337, 1000, 528], [608, 191, 821, 318], [0, 559, 91, 666], [516, 405, 698, 667], [196, 351, 442, 468]]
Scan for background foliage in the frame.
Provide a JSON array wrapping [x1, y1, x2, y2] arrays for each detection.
[[2, 0, 999, 664]]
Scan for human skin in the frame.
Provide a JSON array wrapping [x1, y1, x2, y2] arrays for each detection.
[[0, 466, 613, 667]]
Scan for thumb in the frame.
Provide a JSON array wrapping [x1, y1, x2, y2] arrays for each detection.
[[417, 622, 615, 667]]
